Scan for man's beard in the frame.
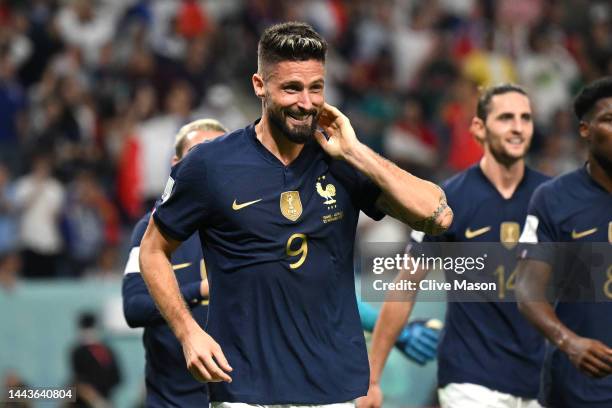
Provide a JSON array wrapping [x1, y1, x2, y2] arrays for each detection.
[[487, 132, 528, 167], [268, 106, 319, 144]]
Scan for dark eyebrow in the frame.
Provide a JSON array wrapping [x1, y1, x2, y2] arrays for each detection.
[[495, 112, 514, 120]]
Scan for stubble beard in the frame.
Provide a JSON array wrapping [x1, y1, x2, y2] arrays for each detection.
[[267, 104, 319, 145]]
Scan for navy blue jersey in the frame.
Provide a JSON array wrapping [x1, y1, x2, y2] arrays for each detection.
[[412, 165, 549, 398], [519, 166, 612, 407], [153, 122, 383, 404], [122, 212, 209, 407]]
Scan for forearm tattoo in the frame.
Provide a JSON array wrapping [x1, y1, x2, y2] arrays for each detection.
[[412, 187, 450, 234]]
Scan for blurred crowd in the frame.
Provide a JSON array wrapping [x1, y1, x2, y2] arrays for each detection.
[[0, 0, 610, 283]]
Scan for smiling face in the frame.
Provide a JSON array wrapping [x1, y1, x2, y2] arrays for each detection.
[[253, 59, 325, 144], [473, 91, 534, 166]]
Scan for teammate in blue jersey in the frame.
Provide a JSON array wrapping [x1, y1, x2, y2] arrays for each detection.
[[516, 77, 612, 407], [122, 119, 227, 407], [360, 84, 549, 408], [138, 22, 453, 407]]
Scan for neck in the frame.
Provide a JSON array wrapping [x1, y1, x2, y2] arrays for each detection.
[[587, 156, 612, 193], [255, 114, 304, 166], [479, 153, 525, 199]]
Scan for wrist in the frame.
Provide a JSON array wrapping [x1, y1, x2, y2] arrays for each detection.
[[344, 141, 368, 166], [175, 315, 200, 342], [556, 330, 577, 353]]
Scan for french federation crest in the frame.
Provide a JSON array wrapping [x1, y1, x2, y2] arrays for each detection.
[[316, 179, 336, 205], [501, 222, 520, 249], [280, 191, 302, 221]]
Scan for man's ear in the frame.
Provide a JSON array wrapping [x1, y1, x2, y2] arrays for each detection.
[[252, 73, 265, 99], [578, 121, 590, 141], [470, 116, 486, 145]]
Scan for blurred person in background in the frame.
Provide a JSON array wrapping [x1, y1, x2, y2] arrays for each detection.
[[382, 96, 439, 177], [0, 252, 20, 292], [517, 25, 579, 131], [13, 153, 65, 279], [137, 80, 195, 209], [123, 118, 227, 407], [69, 312, 122, 408], [114, 82, 158, 221], [462, 28, 518, 87], [441, 76, 483, 172], [0, 163, 17, 256], [56, 0, 125, 68], [62, 169, 119, 277], [536, 108, 586, 176], [0, 50, 27, 174]]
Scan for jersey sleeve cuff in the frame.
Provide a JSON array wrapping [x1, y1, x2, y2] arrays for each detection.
[[152, 211, 190, 242]]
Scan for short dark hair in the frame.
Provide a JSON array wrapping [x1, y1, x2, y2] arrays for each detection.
[[573, 76, 612, 120], [257, 22, 327, 76], [78, 312, 97, 330], [476, 83, 529, 121]]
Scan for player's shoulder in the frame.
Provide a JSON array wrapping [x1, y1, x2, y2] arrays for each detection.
[[185, 126, 249, 161], [532, 167, 583, 201], [441, 165, 484, 201], [528, 168, 586, 223], [130, 211, 153, 247], [525, 166, 551, 186]]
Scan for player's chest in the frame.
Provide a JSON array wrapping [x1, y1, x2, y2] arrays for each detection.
[[454, 198, 530, 245], [559, 211, 612, 243], [205, 163, 355, 238]]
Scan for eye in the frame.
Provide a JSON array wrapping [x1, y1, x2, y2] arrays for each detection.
[[310, 84, 324, 93]]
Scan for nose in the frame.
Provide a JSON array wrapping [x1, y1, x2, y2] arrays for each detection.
[[296, 90, 314, 111], [511, 118, 523, 134]]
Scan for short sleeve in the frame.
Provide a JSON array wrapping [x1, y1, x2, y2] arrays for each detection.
[[518, 184, 557, 263], [329, 160, 384, 220], [152, 149, 211, 241], [123, 214, 150, 274]]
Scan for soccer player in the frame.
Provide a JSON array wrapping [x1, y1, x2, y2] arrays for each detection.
[[359, 84, 549, 408], [122, 118, 227, 407], [516, 77, 612, 407], [138, 21, 452, 406]]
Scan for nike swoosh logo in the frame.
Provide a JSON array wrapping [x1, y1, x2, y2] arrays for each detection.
[[571, 227, 598, 239], [232, 198, 262, 211], [172, 262, 192, 270], [465, 226, 492, 239]]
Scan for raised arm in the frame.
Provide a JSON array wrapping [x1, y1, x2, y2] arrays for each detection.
[[139, 217, 232, 382], [315, 104, 453, 235], [516, 258, 612, 378]]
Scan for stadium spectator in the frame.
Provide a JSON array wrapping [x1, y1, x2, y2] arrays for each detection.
[[69, 312, 122, 408], [13, 154, 65, 279], [0, 51, 26, 173], [62, 169, 119, 277], [0, 163, 17, 255]]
